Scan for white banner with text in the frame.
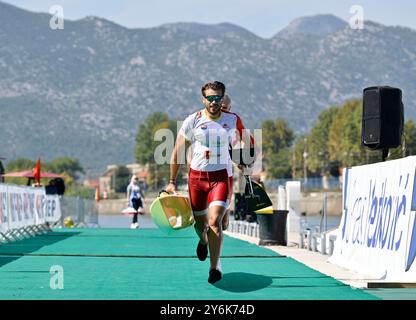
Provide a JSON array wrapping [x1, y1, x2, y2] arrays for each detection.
[[0, 184, 61, 233], [329, 156, 416, 281]]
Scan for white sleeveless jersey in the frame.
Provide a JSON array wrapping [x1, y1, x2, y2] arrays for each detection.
[[179, 109, 246, 173]]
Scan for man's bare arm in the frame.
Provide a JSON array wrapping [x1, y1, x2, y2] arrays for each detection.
[[166, 134, 187, 193]]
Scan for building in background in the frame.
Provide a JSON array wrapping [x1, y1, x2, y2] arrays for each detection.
[[83, 179, 99, 189], [98, 164, 149, 194]]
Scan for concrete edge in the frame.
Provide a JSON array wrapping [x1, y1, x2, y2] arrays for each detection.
[[224, 231, 378, 289]]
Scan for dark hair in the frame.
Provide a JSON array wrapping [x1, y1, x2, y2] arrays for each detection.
[[201, 81, 226, 97]]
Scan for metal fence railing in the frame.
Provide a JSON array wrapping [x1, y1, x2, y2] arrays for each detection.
[[59, 196, 100, 228], [264, 177, 341, 192]]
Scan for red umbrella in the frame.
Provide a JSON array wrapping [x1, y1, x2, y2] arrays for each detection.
[[2, 170, 65, 178]]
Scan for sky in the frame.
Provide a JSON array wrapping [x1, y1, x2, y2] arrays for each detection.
[[3, 0, 416, 38]]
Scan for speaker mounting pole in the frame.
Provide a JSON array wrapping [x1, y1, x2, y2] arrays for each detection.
[[382, 148, 389, 162]]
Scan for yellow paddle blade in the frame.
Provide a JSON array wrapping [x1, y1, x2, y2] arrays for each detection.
[[255, 205, 274, 214], [149, 193, 194, 234]]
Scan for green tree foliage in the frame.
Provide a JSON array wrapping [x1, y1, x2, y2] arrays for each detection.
[[135, 112, 171, 165], [328, 99, 363, 166], [44, 157, 84, 182], [65, 185, 95, 199], [404, 120, 416, 156], [289, 135, 308, 179], [5, 157, 84, 186], [6, 158, 36, 172], [262, 119, 294, 178], [303, 98, 415, 172], [307, 106, 339, 174], [135, 112, 185, 189], [327, 99, 380, 167], [4, 158, 36, 185], [114, 165, 131, 193], [386, 119, 416, 160]]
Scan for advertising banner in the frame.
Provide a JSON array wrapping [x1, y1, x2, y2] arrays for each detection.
[[329, 156, 416, 281], [0, 184, 61, 233], [0, 184, 8, 233], [8, 185, 36, 229], [45, 195, 61, 223]]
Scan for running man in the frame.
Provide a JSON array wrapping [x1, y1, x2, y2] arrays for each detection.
[[166, 81, 254, 284], [187, 93, 233, 230]]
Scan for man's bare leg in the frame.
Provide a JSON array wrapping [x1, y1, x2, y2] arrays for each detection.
[[207, 205, 226, 274], [194, 214, 209, 244]]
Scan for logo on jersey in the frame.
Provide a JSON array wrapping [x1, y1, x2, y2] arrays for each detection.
[[201, 125, 207, 130]]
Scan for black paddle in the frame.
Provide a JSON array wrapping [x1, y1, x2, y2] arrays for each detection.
[[229, 147, 273, 212], [243, 167, 273, 212]]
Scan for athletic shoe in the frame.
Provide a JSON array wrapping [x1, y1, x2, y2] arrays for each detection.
[[208, 269, 222, 284], [196, 240, 208, 261], [130, 222, 139, 229]]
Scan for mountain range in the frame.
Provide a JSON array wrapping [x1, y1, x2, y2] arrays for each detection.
[[1, 1, 415, 176]]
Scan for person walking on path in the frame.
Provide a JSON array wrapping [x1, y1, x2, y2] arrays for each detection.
[[127, 175, 145, 229], [166, 81, 254, 284]]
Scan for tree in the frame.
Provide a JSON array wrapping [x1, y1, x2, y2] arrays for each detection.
[[6, 158, 36, 172], [261, 119, 294, 178], [135, 112, 185, 189], [65, 185, 95, 199], [404, 120, 416, 156], [290, 135, 307, 179], [135, 112, 171, 165], [114, 165, 131, 193], [328, 99, 380, 167], [307, 106, 339, 175], [44, 157, 84, 182], [385, 119, 416, 160]]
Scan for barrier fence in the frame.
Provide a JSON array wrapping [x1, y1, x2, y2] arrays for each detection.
[[59, 196, 99, 228], [0, 183, 61, 243], [265, 177, 342, 192]]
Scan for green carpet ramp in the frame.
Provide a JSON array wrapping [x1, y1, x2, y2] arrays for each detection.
[[0, 228, 378, 300]]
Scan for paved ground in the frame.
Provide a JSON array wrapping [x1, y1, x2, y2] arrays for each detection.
[[226, 231, 416, 300], [0, 228, 378, 300]]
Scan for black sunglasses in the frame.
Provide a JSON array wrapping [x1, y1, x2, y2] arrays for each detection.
[[205, 95, 223, 103]]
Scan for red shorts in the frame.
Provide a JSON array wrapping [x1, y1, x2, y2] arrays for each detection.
[[188, 168, 229, 216]]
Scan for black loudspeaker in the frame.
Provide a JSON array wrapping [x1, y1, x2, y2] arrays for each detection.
[[362, 86, 404, 150], [47, 178, 65, 195], [54, 178, 66, 195]]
